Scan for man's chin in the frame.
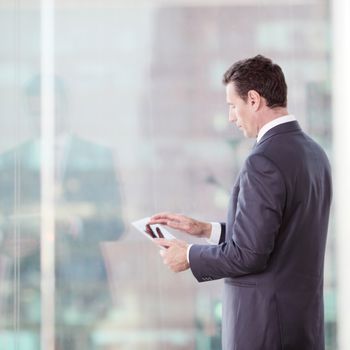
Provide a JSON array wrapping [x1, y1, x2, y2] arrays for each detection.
[[242, 130, 255, 139], [241, 129, 249, 138]]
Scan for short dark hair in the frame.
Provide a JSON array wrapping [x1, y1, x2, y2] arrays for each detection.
[[222, 55, 287, 108]]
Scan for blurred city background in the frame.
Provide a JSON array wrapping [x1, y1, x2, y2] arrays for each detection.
[[0, 0, 348, 349]]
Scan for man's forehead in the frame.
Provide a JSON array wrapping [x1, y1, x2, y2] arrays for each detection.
[[226, 82, 237, 92], [227, 81, 235, 88], [226, 82, 237, 100]]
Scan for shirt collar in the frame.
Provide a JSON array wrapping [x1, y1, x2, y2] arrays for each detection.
[[257, 114, 297, 143]]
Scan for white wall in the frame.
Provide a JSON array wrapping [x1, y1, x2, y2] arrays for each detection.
[[332, 0, 350, 349]]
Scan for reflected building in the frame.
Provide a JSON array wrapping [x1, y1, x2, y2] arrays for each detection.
[[0, 1, 336, 349], [0, 75, 124, 349]]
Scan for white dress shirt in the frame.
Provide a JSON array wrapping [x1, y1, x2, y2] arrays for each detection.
[[257, 114, 296, 143], [186, 115, 297, 264]]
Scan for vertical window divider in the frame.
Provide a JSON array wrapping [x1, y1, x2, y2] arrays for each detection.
[[40, 0, 55, 349]]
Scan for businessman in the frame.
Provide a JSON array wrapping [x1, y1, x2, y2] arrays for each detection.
[[149, 55, 332, 350]]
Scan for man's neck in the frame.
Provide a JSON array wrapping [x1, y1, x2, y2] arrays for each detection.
[[257, 107, 289, 133]]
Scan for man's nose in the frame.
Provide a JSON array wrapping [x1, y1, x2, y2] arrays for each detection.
[[229, 110, 236, 123]]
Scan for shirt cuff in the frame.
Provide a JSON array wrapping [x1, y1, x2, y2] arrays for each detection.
[[187, 244, 193, 263], [206, 222, 221, 245], [187, 222, 222, 263]]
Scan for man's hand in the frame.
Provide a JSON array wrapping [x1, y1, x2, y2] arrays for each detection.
[[149, 212, 211, 239], [154, 238, 190, 272]]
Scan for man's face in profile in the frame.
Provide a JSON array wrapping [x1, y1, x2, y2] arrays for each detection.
[[226, 82, 257, 138]]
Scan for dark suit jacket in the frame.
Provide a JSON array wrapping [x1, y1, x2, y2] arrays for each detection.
[[189, 121, 332, 350]]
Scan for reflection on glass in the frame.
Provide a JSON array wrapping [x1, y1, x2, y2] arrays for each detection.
[[0, 74, 124, 349], [0, 0, 335, 349]]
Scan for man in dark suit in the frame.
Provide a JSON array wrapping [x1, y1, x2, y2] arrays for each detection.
[[149, 55, 332, 350]]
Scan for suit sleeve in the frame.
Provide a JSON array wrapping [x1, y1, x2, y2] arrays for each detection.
[[189, 154, 286, 282], [219, 222, 226, 244]]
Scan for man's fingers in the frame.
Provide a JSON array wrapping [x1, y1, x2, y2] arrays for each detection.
[[149, 212, 174, 221], [149, 220, 190, 234], [150, 213, 185, 223], [149, 217, 191, 233], [148, 216, 167, 224], [154, 238, 173, 248], [166, 221, 191, 232]]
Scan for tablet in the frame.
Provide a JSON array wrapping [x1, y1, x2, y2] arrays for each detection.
[[132, 217, 176, 243]]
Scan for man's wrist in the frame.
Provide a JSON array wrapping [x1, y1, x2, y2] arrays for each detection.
[[201, 222, 212, 239]]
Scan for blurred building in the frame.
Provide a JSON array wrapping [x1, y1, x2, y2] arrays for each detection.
[[0, 0, 343, 349]]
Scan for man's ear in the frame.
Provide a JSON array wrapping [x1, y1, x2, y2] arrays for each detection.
[[247, 90, 261, 111]]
